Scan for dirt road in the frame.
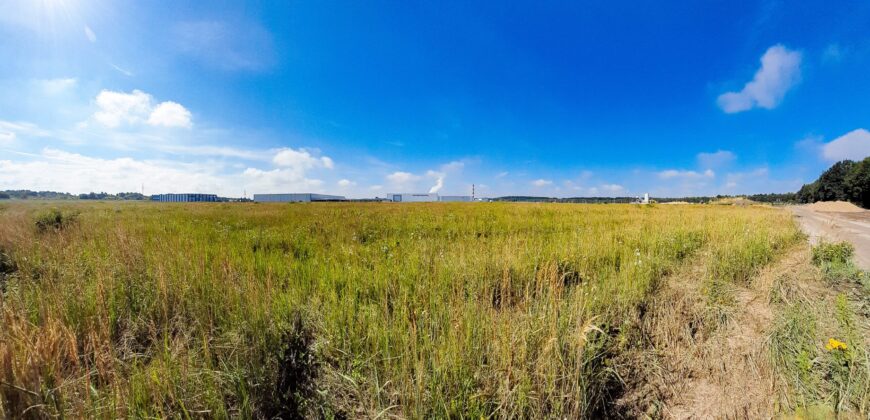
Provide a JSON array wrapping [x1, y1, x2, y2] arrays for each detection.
[[790, 205, 870, 270]]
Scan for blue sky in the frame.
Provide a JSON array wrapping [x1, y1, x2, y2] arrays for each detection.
[[1, 0, 869, 198]]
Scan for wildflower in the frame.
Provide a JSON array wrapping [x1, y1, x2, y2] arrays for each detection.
[[825, 338, 848, 351]]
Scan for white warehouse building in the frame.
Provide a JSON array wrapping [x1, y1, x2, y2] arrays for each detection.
[[387, 193, 472, 202], [439, 195, 473, 202], [253, 193, 346, 202]]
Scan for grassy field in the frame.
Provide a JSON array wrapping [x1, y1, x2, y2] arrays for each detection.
[[0, 202, 807, 417]]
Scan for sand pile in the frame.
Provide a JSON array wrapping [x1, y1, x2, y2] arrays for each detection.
[[713, 197, 756, 206], [806, 201, 866, 213]]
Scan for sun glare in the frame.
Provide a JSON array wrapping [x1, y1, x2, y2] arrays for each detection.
[[13, 0, 83, 37]]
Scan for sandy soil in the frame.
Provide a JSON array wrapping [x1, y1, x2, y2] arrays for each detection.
[[805, 200, 865, 213], [790, 205, 870, 270]]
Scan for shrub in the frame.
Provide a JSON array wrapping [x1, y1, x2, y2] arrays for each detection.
[[811, 242, 854, 266], [34, 208, 78, 232]]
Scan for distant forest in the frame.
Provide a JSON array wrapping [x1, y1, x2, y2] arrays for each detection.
[[0, 190, 147, 200], [796, 157, 870, 208]]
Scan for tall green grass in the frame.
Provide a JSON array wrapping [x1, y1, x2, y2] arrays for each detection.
[[0, 202, 800, 417], [769, 241, 869, 416]]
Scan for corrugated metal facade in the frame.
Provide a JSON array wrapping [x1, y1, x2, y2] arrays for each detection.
[[386, 194, 473, 202], [387, 193, 438, 202], [253, 193, 346, 202], [152, 193, 219, 202], [439, 196, 473, 202]]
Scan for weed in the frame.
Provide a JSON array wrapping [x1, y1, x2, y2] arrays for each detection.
[[770, 248, 870, 416], [33, 208, 78, 232], [264, 312, 324, 419], [770, 303, 822, 403], [812, 241, 854, 266], [0, 249, 14, 294]]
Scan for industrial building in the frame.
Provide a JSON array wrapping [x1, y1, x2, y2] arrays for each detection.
[[439, 195, 473, 202], [387, 193, 473, 202], [152, 193, 219, 202], [387, 193, 438, 202], [253, 193, 346, 202]]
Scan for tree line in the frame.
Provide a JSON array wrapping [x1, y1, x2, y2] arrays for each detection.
[[0, 190, 147, 200], [796, 157, 870, 208]]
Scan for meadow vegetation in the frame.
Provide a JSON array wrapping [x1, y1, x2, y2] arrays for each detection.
[[769, 241, 869, 415], [0, 202, 807, 417]]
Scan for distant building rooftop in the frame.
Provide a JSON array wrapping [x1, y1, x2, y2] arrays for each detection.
[[253, 193, 346, 202], [386, 193, 473, 202]]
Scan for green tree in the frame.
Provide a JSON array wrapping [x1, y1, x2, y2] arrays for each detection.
[[796, 182, 819, 203], [845, 157, 870, 208], [815, 160, 855, 201]]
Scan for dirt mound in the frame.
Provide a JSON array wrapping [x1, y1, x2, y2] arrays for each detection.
[[712, 197, 756, 206], [806, 201, 865, 213]]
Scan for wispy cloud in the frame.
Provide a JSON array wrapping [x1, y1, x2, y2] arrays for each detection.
[[110, 63, 134, 77], [84, 25, 96, 43], [697, 150, 736, 168], [0, 120, 52, 137], [172, 20, 275, 71], [658, 169, 715, 179], [0, 131, 15, 145], [37, 78, 77, 95], [822, 43, 846, 63]]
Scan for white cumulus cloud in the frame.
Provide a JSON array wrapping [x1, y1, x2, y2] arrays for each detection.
[[822, 129, 870, 161], [147, 101, 192, 128], [337, 179, 356, 187], [241, 167, 323, 192], [93, 90, 193, 128], [387, 171, 421, 184], [271, 148, 335, 181], [717, 45, 802, 113], [0, 148, 227, 195], [532, 179, 552, 187], [94, 90, 153, 127], [0, 148, 335, 196]]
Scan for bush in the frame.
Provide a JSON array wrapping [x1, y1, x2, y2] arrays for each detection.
[[812, 242, 854, 266], [34, 208, 78, 232]]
